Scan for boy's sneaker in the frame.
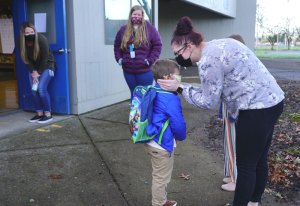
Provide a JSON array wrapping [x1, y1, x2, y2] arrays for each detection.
[[163, 200, 177, 206], [37, 115, 53, 124], [29, 115, 43, 123]]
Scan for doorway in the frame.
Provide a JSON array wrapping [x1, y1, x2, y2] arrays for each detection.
[[12, 0, 71, 114], [0, 0, 18, 113]]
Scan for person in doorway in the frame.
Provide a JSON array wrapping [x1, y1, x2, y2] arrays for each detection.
[[145, 59, 186, 206], [114, 5, 162, 99], [158, 16, 284, 206], [220, 34, 246, 192], [19, 22, 55, 124]]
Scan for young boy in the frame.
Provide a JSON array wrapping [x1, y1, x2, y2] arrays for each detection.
[[145, 59, 187, 206]]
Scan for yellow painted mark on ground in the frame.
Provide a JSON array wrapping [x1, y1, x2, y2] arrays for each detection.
[[35, 128, 51, 132], [51, 124, 63, 128]]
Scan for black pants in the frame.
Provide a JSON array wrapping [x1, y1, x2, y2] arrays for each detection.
[[233, 101, 284, 206]]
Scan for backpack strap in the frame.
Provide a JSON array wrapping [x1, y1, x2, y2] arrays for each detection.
[[158, 119, 170, 145], [146, 86, 173, 145], [148, 86, 173, 95]]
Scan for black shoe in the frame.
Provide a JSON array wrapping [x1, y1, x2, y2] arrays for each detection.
[[29, 115, 43, 123], [225, 203, 233, 206], [37, 115, 53, 124]]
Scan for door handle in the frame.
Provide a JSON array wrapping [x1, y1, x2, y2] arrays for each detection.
[[58, 48, 65, 53], [56, 48, 71, 53]]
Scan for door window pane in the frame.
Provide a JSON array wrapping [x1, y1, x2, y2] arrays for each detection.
[[27, 0, 56, 44]]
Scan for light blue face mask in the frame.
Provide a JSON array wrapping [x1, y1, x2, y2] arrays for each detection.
[[174, 74, 182, 82]]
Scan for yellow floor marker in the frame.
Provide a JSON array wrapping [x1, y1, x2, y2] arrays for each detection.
[[51, 124, 63, 128], [35, 128, 50, 132]]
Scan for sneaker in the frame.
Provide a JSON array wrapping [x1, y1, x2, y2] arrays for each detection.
[[29, 115, 43, 123], [248, 202, 259, 206], [223, 177, 232, 184], [163, 200, 177, 206], [221, 182, 236, 192], [37, 115, 53, 124]]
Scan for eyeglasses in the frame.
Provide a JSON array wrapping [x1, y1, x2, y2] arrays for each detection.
[[174, 45, 187, 57]]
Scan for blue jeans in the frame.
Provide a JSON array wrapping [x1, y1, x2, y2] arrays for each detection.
[[123, 70, 154, 99], [29, 69, 54, 113]]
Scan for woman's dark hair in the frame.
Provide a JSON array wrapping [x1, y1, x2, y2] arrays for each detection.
[[171, 16, 203, 46]]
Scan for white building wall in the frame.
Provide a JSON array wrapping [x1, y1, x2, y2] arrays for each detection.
[[65, 0, 256, 114], [159, 0, 256, 58], [66, 0, 129, 114]]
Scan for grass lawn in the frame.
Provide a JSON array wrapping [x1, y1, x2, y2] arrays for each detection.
[[255, 46, 300, 59]]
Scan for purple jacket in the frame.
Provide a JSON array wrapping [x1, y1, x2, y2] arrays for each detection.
[[114, 21, 162, 74]]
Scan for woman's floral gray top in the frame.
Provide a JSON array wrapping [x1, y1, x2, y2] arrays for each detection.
[[182, 38, 285, 119]]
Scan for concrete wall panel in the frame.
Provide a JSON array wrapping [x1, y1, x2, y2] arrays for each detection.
[[67, 0, 129, 114]]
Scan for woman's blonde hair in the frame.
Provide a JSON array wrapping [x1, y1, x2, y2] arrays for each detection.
[[19, 22, 40, 64], [120, 5, 148, 50]]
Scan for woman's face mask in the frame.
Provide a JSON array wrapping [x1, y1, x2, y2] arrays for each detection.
[[175, 54, 193, 67], [24, 27, 35, 42], [25, 34, 35, 42], [174, 44, 193, 67], [131, 16, 142, 25]]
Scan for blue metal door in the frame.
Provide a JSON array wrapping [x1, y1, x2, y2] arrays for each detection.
[[13, 0, 70, 114]]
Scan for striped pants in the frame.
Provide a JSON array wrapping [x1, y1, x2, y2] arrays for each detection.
[[223, 103, 237, 183]]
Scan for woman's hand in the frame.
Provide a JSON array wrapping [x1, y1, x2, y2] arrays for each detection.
[[157, 75, 181, 91], [31, 71, 40, 83], [118, 58, 123, 66]]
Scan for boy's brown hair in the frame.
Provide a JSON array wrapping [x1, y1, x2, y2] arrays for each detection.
[[228, 34, 245, 45], [151, 59, 180, 81]]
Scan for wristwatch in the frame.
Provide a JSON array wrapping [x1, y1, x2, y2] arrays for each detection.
[[176, 86, 183, 94]]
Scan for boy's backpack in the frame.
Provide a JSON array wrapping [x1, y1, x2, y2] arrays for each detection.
[[129, 85, 170, 144]]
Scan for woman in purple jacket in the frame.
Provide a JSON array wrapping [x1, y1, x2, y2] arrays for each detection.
[[114, 5, 162, 99]]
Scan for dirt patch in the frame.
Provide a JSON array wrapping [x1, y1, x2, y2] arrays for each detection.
[[202, 80, 300, 205]]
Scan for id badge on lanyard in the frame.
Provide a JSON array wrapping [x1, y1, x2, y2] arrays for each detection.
[[129, 44, 135, 58]]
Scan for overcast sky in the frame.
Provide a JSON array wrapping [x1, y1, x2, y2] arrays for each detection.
[[257, 0, 300, 27]]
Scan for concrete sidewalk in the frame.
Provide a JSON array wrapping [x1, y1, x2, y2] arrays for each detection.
[[0, 98, 288, 206], [2, 58, 298, 206]]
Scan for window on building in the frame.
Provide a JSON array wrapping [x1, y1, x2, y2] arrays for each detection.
[[104, 0, 152, 45]]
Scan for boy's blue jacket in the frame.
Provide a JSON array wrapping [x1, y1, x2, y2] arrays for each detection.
[[146, 83, 187, 153]]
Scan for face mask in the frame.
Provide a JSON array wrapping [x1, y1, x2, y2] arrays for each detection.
[[25, 34, 35, 42], [174, 74, 182, 82], [175, 54, 193, 67], [131, 17, 142, 25]]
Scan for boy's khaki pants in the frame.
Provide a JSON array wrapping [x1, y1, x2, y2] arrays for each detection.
[[145, 144, 174, 206]]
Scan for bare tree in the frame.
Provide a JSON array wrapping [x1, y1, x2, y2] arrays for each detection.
[[295, 27, 300, 46], [266, 34, 277, 50], [256, 4, 264, 29], [255, 3, 264, 45], [282, 18, 294, 50]]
